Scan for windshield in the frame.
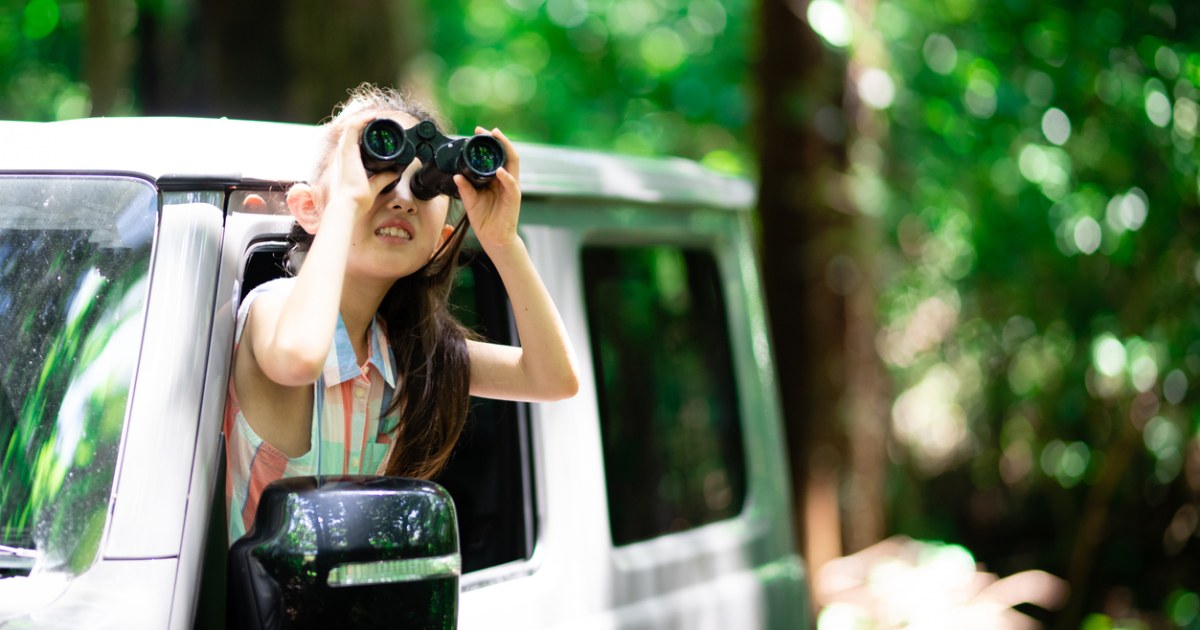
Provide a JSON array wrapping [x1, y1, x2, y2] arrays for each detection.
[[0, 176, 156, 576]]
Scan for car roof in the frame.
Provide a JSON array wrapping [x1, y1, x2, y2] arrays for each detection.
[[0, 117, 753, 211]]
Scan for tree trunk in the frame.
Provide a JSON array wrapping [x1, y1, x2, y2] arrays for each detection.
[[753, 0, 889, 604], [137, 0, 425, 122], [85, 0, 133, 116]]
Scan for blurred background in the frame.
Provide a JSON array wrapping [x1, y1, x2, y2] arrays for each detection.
[[3, 0, 1198, 627]]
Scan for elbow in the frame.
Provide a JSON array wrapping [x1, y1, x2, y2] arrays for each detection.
[[546, 366, 580, 401], [271, 362, 324, 388], [260, 341, 326, 387], [264, 358, 324, 388], [563, 368, 580, 399]]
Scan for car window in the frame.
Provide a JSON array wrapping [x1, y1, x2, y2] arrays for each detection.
[[438, 250, 536, 573], [582, 244, 747, 545], [235, 244, 536, 574], [0, 176, 157, 575]]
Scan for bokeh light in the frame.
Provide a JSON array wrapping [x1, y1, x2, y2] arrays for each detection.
[[923, 34, 957, 75], [1041, 108, 1071, 146], [858, 68, 895, 110], [807, 0, 852, 48], [1145, 79, 1173, 127]]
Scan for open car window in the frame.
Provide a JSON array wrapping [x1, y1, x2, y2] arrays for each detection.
[[439, 250, 536, 573], [235, 243, 536, 575]]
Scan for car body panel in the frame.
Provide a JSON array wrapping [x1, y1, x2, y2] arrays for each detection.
[[0, 118, 805, 630], [105, 198, 224, 560]]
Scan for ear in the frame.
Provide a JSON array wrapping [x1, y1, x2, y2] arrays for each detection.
[[286, 183, 322, 234]]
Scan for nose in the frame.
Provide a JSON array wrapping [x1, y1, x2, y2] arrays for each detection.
[[383, 159, 422, 213]]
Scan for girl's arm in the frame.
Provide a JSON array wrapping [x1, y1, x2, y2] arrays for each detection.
[[233, 114, 396, 455], [244, 114, 396, 387], [457, 128, 580, 402]]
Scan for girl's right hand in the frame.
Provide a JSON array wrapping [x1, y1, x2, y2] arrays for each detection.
[[254, 113, 401, 390], [325, 113, 401, 215]]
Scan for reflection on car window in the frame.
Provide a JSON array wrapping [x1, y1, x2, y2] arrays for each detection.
[[583, 244, 747, 546], [0, 176, 156, 575]]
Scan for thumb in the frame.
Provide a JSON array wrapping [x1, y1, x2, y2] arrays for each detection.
[[454, 174, 477, 209], [369, 172, 401, 197]]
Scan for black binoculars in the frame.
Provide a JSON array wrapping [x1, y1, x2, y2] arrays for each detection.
[[359, 118, 506, 200]]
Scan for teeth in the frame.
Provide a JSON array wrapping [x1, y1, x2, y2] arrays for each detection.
[[375, 226, 412, 240]]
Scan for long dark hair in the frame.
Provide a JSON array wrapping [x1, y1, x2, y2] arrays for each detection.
[[290, 83, 474, 479]]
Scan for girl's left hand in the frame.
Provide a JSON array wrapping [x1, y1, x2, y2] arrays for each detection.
[[455, 127, 521, 252]]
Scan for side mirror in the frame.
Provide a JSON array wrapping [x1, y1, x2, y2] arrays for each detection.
[[227, 476, 459, 630]]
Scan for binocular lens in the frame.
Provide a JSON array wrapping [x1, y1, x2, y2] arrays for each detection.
[[360, 119, 414, 172], [463, 136, 505, 175], [366, 126, 399, 157]]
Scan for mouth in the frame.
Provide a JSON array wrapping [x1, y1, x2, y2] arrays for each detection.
[[375, 225, 413, 240]]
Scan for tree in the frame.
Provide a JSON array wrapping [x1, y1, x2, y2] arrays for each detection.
[[10, 0, 1200, 623], [754, 0, 890, 587], [860, 0, 1200, 625]]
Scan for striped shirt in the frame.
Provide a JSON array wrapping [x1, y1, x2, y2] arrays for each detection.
[[223, 278, 399, 543]]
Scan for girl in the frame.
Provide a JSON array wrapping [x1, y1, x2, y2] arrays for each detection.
[[224, 84, 579, 541]]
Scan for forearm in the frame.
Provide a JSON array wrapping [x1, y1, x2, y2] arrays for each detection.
[[484, 237, 579, 398], [456, 128, 577, 400], [255, 202, 356, 384]]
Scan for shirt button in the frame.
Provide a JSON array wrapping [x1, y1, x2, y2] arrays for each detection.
[[354, 386, 367, 400]]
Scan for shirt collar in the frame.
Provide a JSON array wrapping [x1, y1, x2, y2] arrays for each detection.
[[322, 313, 397, 387]]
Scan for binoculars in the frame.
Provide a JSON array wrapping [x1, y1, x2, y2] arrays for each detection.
[[360, 118, 506, 200]]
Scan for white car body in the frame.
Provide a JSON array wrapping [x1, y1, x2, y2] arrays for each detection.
[[0, 117, 807, 629]]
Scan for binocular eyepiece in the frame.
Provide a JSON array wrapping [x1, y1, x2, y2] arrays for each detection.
[[359, 118, 506, 200]]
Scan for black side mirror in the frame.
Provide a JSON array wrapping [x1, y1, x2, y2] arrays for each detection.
[[227, 476, 459, 630]]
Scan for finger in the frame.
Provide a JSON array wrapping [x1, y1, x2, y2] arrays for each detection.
[[471, 126, 518, 178], [345, 112, 378, 136], [336, 113, 377, 170], [489, 128, 519, 179], [454, 174, 477, 209], [338, 113, 374, 152], [368, 171, 402, 197], [496, 167, 520, 197], [495, 169, 520, 209]]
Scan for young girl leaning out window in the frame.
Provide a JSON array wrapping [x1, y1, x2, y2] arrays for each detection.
[[223, 85, 580, 541]]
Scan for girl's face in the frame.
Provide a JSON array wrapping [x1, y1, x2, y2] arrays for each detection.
[[327, 111, 455, 282]]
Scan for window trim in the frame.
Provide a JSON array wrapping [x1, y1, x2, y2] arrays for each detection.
[[231, 238, 544, 586]]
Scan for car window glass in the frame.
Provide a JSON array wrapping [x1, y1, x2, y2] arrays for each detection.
[[0, 176, 156, 575], [582, 244, 747, 545]]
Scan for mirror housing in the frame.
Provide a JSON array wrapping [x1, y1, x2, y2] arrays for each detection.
[[227, 476, 459, 630]]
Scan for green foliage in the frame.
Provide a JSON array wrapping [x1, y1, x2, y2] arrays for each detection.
[[8, 0, 1198, 622], [856, 0, 1200, 622], [413, 0, 755, 176], [0, 0, 96, 120]]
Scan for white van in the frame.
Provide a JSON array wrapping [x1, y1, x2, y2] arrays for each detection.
[[0, 117, 808, 629]]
